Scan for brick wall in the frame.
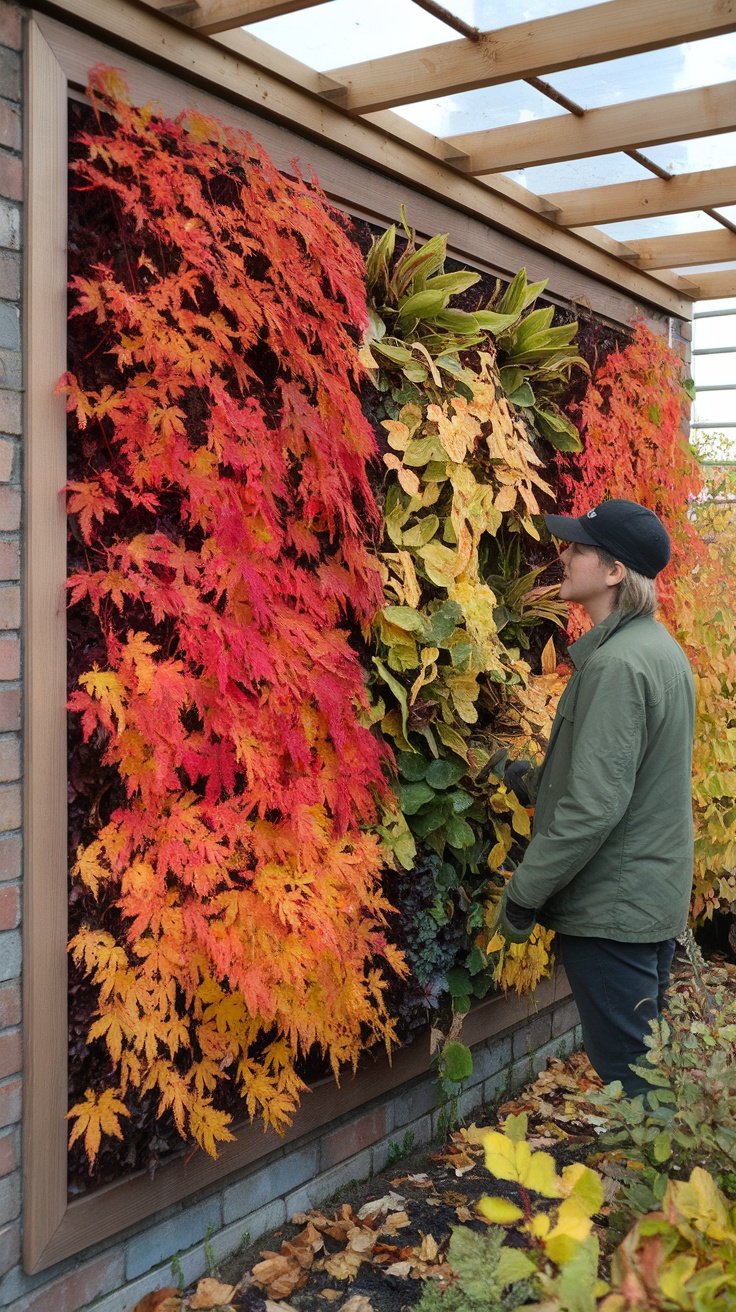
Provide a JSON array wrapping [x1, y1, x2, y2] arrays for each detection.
[[0, 0, 22, 1296]]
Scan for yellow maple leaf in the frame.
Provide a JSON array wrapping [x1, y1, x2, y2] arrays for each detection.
[[67, 1086, 130, 1165]]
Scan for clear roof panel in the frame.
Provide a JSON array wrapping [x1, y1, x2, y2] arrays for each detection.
[[396, 84, 565, 139], [439, 0, 601, 22], [714, 207, 736, 224], [598, 213, 722, 241], [247, 0, 457, 69], [542, 34, 736, 110], [504, 152, 652, 195], [676, 262, 736, 274], [644, 132, 736, 177]]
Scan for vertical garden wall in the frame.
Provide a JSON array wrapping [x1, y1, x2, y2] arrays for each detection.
[[7, 8, 731, 1312]]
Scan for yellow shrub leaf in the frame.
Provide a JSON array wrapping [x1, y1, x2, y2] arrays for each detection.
[[477, 1195, 524, 1224]]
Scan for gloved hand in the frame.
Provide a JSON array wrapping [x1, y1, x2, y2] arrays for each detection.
[[491, 889, 537, 945], [504, 759, 532, 805]]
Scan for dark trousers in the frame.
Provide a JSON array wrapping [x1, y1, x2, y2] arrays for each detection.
[[557, 934, 676, 1097]]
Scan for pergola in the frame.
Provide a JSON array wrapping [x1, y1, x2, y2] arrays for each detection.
[[125, 0, 736, 308]]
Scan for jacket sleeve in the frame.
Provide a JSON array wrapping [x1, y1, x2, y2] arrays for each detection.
[[507, 655, 647, 910]]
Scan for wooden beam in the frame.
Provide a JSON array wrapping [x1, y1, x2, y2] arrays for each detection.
[[621, 229, 736, 270], [451, 81, 736, 175], [325, 0, 736, 113], [29, 0, 695, 317], [545, 166, 736, 227], [186, 0, 332, 35], [689, 268, 736, 298]]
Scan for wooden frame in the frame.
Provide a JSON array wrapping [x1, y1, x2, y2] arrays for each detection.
[[20, 11, 582, 1276], [545, 165, 736, 228]]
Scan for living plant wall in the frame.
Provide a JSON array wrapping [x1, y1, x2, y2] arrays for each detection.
[[63, 70, 730, 1189]]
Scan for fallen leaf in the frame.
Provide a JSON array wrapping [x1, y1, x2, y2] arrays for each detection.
[[357, 1193, 407, 1221], [188, 1278, 236, 1309], [378, 1211, 411, 1236], [385, 1261, 412, 1278], [346, 1226, 375, 1254], [390, 1173, 432, 1189], [415, 1234, 440, 1263], [340, 1297, 375, 1312], [251, 1255, 308, 1299], [319, 1291, 342, 1301], [264, 1302, 299, 1312], [132, 1294, 182, 1312], [455, 1206, 473, 1222], [323, 1249, 364, 1280]]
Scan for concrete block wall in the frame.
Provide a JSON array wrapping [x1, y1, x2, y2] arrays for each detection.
[[0, 0, 23, 1297], [0, 998, 579, 1312]]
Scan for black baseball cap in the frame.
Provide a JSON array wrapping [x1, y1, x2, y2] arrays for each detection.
[[544, 499, 671, 578]]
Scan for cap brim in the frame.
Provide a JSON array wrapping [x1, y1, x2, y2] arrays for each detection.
[[543, 513, 597, 546]]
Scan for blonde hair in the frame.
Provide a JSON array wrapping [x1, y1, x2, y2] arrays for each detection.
[[595, 547, 657, 618]]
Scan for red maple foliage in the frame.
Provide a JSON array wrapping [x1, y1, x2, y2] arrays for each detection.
[[64, 68, 403, 1163], [557, 320, 703, 636]]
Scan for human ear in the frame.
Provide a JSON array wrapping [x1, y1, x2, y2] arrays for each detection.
[[607, 560, 626, 587]]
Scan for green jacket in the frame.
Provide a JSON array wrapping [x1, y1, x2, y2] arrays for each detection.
[[507, 610, 695, 941]]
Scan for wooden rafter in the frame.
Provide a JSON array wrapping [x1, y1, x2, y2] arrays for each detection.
[[450, 81, 736, 175], [143, 0, 331, 27], [620, 229, 736, 270], [325, 0, 736, 113], [545, 166, 736, 227], [689, 268, 736, 298]]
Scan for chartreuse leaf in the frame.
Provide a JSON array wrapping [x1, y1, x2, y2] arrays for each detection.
[[440, 1041, 473, 1082], [477, 1195, 523, 1223]]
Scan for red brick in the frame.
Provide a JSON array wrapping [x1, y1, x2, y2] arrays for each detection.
[[0, 690, 19, 732], [0, 439, 13, 481], [0, 542, 18, 582], [0, 101, 19, 155], [0, 488, 18, 531], [0, 1219, 20, 1279], [0, 4, 21, 51], [0, 784, 19, 830], [0, 585, 18, 630], [0, 638, 18, 678], [0, 150, 19, 203], [0, 981, 19, 1028], [0, 738, 18, 782], [0, 834, 19, 879], [0, 253, 18, 306], [0, 1029, 19, 1079], [0, 1128, 15, 1177], [321, 1106, 388, 1170], [0, 883, 17, 929], [15, 1250, 125, 1312], [0, 1077, 20, 1129]]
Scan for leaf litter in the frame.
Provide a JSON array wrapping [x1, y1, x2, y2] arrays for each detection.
[[134, 1051, 621, 1312]]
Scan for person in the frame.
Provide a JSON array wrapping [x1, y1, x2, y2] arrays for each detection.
[[495, 498, 695, 1097]]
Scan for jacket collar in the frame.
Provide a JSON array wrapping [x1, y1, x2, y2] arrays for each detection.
[[568, 608, 643, 671]]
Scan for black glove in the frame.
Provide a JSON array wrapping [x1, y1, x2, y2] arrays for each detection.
[[492, 890, 538, 945], [504, 759, 532, 806]]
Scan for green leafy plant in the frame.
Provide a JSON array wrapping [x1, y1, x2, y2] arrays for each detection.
[[600, 1167, 736, 1312], [492, 272, 588, 452], [435, 1039, 475, 1135], [362, 208, 533, 396], [594, 947, 736, 1233], [419, 1113, 607, 1311], [386, 1130, 416, 1166]]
